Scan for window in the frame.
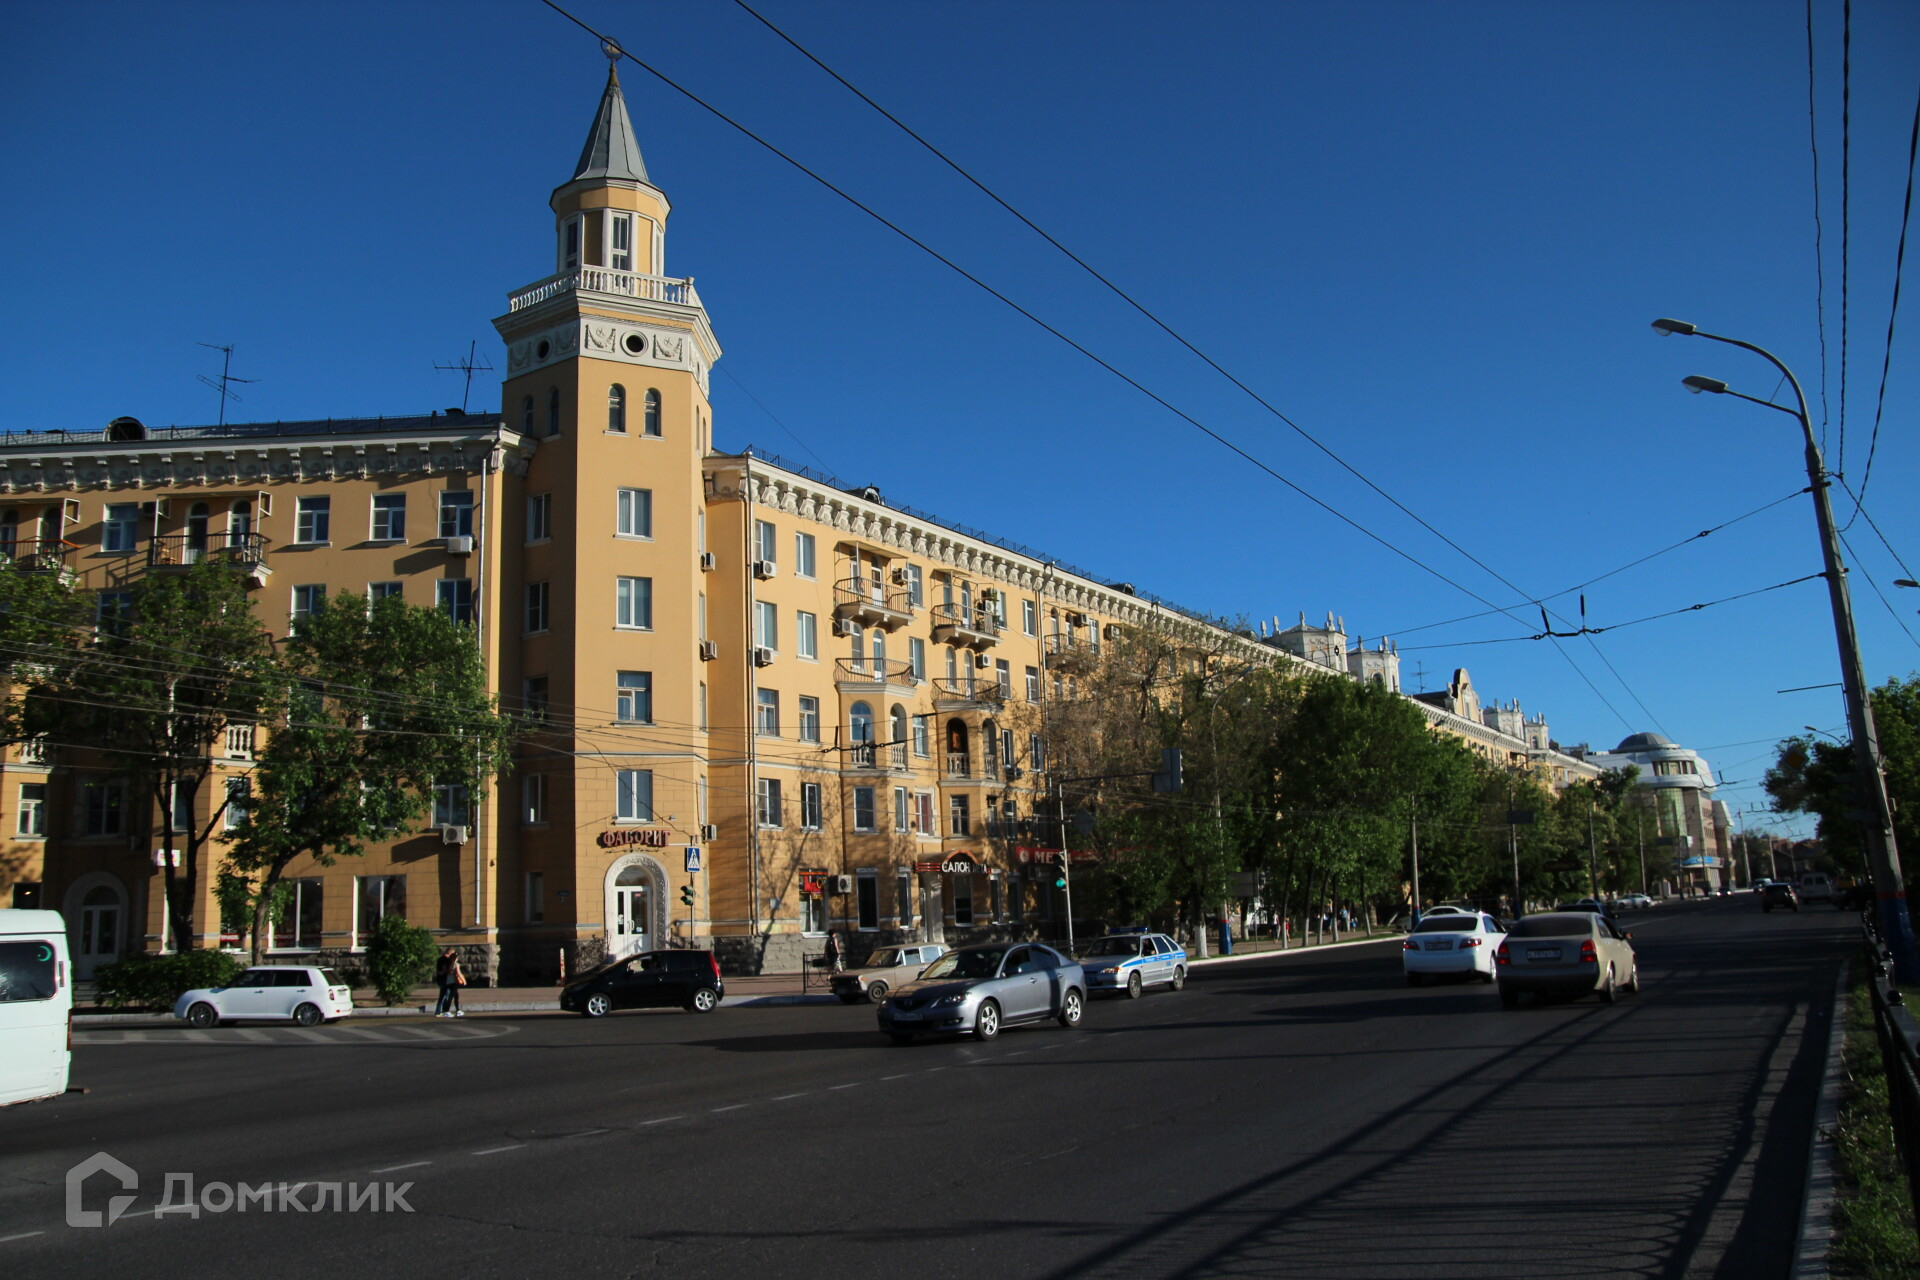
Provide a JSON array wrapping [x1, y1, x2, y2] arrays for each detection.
[[1026, 666, 1041, 701], [794, 532, 816, 579], [617, 769, 654, 822], [295, 496, 330, 544], [102, 503, 138, 553], [800, 782, 823, 830], [608, 384, 627, 433], [526, 492, 551, 542], [616, 576, 652, 628], [521, 395, 534, 434], [356, 876, 405, 949], [371, 493, 406, 541], [78, 779, 125, 836], [754, 519, 777, 567], [913, 792, 935, 836], [164, 782, 193, 836], [368, 581, 403, 604], [222, 777, 249, 832], [802, 890, 826, 936], [290, 585, 326, 634], [756, 778, 783, 828], [432, 781, 471, 828], [522, 676, 549, 725], [953, 876, 974, 927], [798, 695, 821, 743], [850, 702, 874, 764], [898, 870, 915, 928], [616, 487, 652, 537], [756, 688, 780, 736], [1002, 729, 1016, 772], [949, 794, 971, 837], [698, 682, 708, 730], [617, 671, 652, 724], [437, 578, 475, 625], [439, 491, 475, 539], [912, 714, 930, 757], [853, 786, 876, 832], [548, 387, 562, 437], [1023, 599, 1037, 636], [643, 389, 662, 437], [1030, 734, 1046, 770], [909, 638, 926, 681], [271, 880, 322, 950], [609, 212, 633, 271], [904, 565, 924, 607], [522, 773, 546, 825], [996, 659, 1012, 698], [846, 620, 866, 670], [755, 600, 778, 651], [16, 783, 45, 837], [856, 873, 879, 930], [525, 581, 550, 633], [525, 871, 545, 924], [96, 590, 134, 637], [893, 786, 909, 834], [564, 218, 580, 270], [796, 611, 818, 660]]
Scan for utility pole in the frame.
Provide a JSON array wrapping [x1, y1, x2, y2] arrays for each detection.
[[1409, 808, 1421, 925], [1587, 803, 1600, 899]]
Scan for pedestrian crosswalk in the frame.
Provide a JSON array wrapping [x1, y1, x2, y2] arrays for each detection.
[[75, 1021, 519, 1047]]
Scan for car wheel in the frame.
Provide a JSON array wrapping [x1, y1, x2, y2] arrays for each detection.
[[291, 1002, 322, 1028], [1170, 966, 1186, 991], [1480, 960, 1497, 984], [1625, 963, 1641, 994], [1500, 988, 1519, 1010], [186, 1002, 218, 1029], [583, 992, 613, 1018], [686, 987, 719, 1013], [1126, 972, 1144, 1000], [866, 980, 889, 1005], [973, 999, 1001, 1041], [1599, 968, 1617, 1004], [1057, 988, 1084, 1029], [1406, 972, 1424, 986]]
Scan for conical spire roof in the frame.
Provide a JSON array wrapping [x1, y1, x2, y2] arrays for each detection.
[[571, 63, 649, 185]]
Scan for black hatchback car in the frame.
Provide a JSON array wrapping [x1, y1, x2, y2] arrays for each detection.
[[561, 950, 725, 1016]]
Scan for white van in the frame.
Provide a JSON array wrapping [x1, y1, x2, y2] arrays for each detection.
[[0, 909, 73, 1107], [1799, 873, 1835, 904]]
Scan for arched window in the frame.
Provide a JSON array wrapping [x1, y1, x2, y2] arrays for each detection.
[[850, 702, 874, 767], [0, 510, 16, 561], [547, 387, 561, 438], [185, 502, 210, 564], [981, 718, 999, 776], [520, 395, 534, 434], [945, 719, 969, 777], [890, 705, 909, 768], [607, 384, 626, 433], [643, 389, 662, 437]]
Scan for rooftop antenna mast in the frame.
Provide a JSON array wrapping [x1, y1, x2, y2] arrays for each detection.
[[196, 342, 255, 427], [434, 340, 495, 414], [1412, 661, 1428, 693]]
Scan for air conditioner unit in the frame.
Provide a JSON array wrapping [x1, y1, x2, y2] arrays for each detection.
[[1067, 611, 1086, 626], [699, 551, 716, 572], [699, 824, 718, 842], [1105, 624, 1123, 640], [835, 617, 858, 637], [1005, 766, 1023, 781], [974, 654, 992, 669], [833, 874, 854, 894], [890, 567, 910, 584], [753, 647, 775, 667], [753, 559, 777, 580], [440, 825, 470, 846], [698, 640, 719, 661], [445, 535, 474, 555]]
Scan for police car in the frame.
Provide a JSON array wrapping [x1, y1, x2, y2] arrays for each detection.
[[1075, 931, 1187, 998]]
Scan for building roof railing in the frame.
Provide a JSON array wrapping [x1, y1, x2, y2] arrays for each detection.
[[0, 411, 505, 451]]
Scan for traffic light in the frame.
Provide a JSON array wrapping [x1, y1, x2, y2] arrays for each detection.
[[679, 884, 695, 908], [1053, 851, 1068, 890], [1153, 746, 1183, 794]]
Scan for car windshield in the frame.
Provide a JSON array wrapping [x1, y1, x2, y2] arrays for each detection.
[[1509, 914, 1596, 939], [919, 948, 1007, 981], [1082, 938, 1142, 958], [1412, 917, 1476, 933], [863, 948, 904, 968]]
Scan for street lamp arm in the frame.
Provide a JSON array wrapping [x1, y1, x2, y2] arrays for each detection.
[[1712, 385, 1805, 420], [1674, 324, 1818, 454]]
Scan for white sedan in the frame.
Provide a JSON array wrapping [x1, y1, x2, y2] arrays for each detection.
[[1403, 913, 1507, 984], [1615, 893, 1654, 910], [173, 965, 355, 1028]]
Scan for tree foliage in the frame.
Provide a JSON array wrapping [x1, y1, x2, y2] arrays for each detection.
[[1765, 672, 1920, 882]]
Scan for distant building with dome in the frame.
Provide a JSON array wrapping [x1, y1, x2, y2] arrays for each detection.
[[1573, 733, 1734, 892]]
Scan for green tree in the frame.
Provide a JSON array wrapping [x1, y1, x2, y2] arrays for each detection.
[[24, 564, 277, 952], [1765, 673, 1920, 883], [365, 913, 437, 1006], [226, 591, 513, 963], [0, 560, 92, 746]]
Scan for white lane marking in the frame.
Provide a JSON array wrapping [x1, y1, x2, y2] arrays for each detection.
[[879, 1074, 912, 1081], [333, 1026, 391, 1040], [123, 1031, 149, 1043], [180, 1030, 211, 1042], [449, 1024, 496, 1037], [371, 1161, 431, 1173], [828, 1082, 862, 1091], [0, 1231, 45, 1243], [1004, 1050, 1030, 1057], [710, 1104, 748, 1113], [771, 1092, 810, 1101], [288, 1029, 331, 1043], [472, 1145, 524, 1156], [571, 1128, 611, 1137], [639, 1117, 684, 1127], [234, 1029, 272, 1042], [384, 1026, 441, 1040]]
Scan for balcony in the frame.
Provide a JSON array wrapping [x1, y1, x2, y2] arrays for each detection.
[[1044, 633, 1098, 672], [931, 602, 1002, 650], [834, 657, 919, 693], [945, 750, 971, 778], [508, 269, 703, 314], [0, 537, 77, 577], [147, 533, 271, 589], [222, 723, 257, 759], [832, 577, 914, 632], [932, 677, 1006, 711]]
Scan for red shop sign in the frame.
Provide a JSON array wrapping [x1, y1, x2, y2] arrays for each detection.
[[597, 828, 671, 849]]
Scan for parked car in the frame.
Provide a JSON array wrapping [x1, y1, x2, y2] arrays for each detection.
[[561, 950, 725, 1016], [1555, 898, 1620, 926], [1420, 905, 1472, 916], [1404, 913, 1506, 984], [1614, 893, 1654, 910], [830, 943, 948, 1004], [877, 942, 1085, 1043], [1798, 873, 1835, 904], [1495, 913, 1639, 1009], [173, 965, 354, 1028], [1761, 882, 1800, 913], [1, 909, 72, 1107], [1077, 932, 1188, 998]]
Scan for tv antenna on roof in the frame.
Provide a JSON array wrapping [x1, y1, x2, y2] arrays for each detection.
[[1412, 661, 1428, 693], [434, 340, 495, 414], [196, 342, 255, 427]]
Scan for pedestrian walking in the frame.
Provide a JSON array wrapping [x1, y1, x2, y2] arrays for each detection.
[[435, 948, 466, 1017], [822, 929, 843, 973]]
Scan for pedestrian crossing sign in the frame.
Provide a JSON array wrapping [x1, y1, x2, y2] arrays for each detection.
[[684, 846, 703, 874]]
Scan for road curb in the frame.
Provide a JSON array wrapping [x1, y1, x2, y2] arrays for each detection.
[[1792, 964, 1848, 1279]]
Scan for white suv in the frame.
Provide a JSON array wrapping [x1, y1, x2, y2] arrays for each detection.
[[173, 966, 354, 1028]]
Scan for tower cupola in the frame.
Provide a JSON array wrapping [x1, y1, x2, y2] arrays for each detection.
[[549, 43, 671, 280]]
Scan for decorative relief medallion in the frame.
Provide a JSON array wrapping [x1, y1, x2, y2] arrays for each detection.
[[556, 327, 579, 355], [654, 334, 685, 362], [586, 323, 618, 353], [509, 342, 532, 371]]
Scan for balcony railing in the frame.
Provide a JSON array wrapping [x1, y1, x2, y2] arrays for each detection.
[[932, 678, 1004, 706], [508, 269, 703, 314], [223, 723, 257, 759], [0, 537, 76, 573], [832, 577, 914, 631], [834, 657, 919, 687], [1045, 633, 1099, 670], [931, 602, 1002, 649], [146, 532, 270, 587], [945, 750, 971, 778]]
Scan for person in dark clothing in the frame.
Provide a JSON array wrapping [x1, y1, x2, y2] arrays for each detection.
[[822, 930, 843, 973], [435, 948, 465, 1017]]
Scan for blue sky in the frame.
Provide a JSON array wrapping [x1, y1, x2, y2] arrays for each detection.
[[6, 1, 1917, 835]]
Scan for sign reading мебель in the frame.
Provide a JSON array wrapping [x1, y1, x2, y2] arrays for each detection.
[[61, 1152, 415, 1229]]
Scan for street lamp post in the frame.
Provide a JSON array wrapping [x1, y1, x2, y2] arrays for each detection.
[[1653, 317, 1919, 979]]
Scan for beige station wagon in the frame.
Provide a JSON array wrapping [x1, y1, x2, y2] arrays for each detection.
[[830, 943, 948, 1004]]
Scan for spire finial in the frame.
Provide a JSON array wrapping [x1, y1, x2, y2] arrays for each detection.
[[602, 36, 624, 82]]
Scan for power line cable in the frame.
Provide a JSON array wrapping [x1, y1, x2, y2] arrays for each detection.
[[1836, 527, 1920, 652], [1806, 0, 1835, 454], [1838, 0, 1854, 476], [1392, 573, 1827, 651], [714, 363, 835, 472]]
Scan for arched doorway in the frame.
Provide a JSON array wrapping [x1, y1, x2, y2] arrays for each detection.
[[184, 502, 210, 563], [946, 718, 970, 777], [604, 854, 667, 960], [64, 874, 127, 979]]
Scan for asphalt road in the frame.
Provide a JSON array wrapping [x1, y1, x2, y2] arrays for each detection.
[[1, 900, 1856, 1279]]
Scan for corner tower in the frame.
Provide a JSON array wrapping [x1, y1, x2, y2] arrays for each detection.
[[494, 50, 722, 977]]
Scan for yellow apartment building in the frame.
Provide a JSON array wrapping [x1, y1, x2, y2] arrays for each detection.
[[0, 60, 1599, 982]]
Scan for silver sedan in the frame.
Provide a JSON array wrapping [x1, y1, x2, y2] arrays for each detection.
[[1495, 912, 1640, 1009], [876, 942, 1086, 1042]]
